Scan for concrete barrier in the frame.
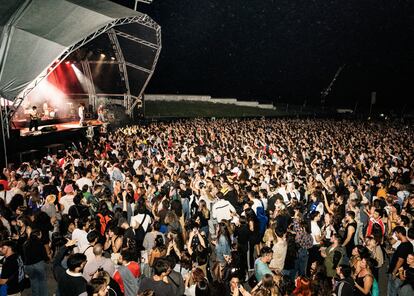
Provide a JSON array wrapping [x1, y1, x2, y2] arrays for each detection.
[[144, 94, 275, 109]]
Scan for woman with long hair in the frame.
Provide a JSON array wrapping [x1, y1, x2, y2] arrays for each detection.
[[214, 222, 231, 264], [293, 276, 311, 296], [195, 199, 210, 237], [103, 225, 124, 264], [184, 268, 208, 296], [350, 245, 370, 276], [365, 236, 383, 280], [148, 234, 167, 267], [353, 257, 375, 296]]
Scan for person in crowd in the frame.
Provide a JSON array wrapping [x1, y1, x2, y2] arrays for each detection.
[[166, 255, 185, 296], [22, 229, 48, 296], [388, 226, 414, 296], [333, 264, 354, 296], [113, 249, 141, 296], [82, 244, 115, 282], [53, 239, 88, 296], [138, 257, 174, 295], [353, 256, 375, 296], [254, 246, 273, 282], [0, 240, 26, 296], [398, 253, 414, 296], [342, 211, 357, 258], [0, 118, 412, 296], [86, 277, 109, 296], [321, 233, 346, 278]]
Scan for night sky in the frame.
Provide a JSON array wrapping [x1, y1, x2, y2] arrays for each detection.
[[112, 0, 414, 110]]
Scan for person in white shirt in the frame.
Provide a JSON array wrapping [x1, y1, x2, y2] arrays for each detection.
[[78, 103, 85, 126], [130, 208, 152, 232], [75, 171, 93, 189], [79, 230, 100, 263], [72, 218, 90, 253], [212, 192, 236, 222], [248, 191, 263, 215], [269, 228, 287, 271], [60, 184, 76, 215], [309, 211, 322, 275]]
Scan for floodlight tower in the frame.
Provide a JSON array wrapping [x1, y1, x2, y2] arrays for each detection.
[[134, 0, 153, 11]]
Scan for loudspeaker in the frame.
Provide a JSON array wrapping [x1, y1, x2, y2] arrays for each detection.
[[9, 129, 20, 140], [40, 125, 57, 132]]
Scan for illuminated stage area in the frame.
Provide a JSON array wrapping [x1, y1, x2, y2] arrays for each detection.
[[12, 61, 101, 131], [19, 120, 104, 137], [0, 0, 161, 167]]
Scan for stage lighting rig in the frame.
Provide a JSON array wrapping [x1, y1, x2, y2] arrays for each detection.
[[134, 0, 153, 11]]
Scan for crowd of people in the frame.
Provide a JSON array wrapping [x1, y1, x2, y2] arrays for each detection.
[[0, 118, 413, 296]]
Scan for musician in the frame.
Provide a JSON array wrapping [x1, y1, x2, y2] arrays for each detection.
[[43, 101, 49, 118], [97, 104, 105, 122], [78, 103, 85, 126], [29, 106, 40, 131]]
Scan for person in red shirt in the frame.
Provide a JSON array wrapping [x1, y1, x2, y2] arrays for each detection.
[[113, 249, 141, 295], [0, 171, 9, 191], [366, 208, 385, 238]]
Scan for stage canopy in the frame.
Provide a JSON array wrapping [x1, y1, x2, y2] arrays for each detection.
[[0, 0, 161, 121]]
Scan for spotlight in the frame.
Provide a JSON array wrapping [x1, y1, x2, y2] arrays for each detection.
[[65, 61, 70, 65], [111, 56, 115, 60], [100, 53, 106, 58]]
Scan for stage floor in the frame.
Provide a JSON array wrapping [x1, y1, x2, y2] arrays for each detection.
[[19, 120, 103, 137]]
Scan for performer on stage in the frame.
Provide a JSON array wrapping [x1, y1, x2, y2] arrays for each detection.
[[97, 104, 105, 122], [29, 106, 40, 131], [78, 103, 85, 126], [43, 100, 49, 118]]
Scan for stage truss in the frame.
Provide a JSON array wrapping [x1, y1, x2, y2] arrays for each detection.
[[1, 14, 161, 138]]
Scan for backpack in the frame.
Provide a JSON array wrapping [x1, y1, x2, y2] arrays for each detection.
[[97, 213, 112, 236], [134, 213, 149, 251], [256, 202, 268, 237]]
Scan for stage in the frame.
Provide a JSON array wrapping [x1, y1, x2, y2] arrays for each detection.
[[18, 120, 104, 137], [3, 120, 109, 166]]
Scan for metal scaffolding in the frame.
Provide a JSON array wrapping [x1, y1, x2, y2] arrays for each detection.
[[1, 13, 161, 138], [107, 29, 132, 113]]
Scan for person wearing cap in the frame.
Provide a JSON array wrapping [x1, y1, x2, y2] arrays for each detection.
[[60, 184, 76, 215]]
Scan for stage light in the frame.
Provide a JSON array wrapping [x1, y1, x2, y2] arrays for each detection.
[[111, 56, 115, 60], [100, 53, 106, 58], [65, 61, 70, 65]]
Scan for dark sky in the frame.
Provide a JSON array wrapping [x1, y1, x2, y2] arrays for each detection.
[[112, 0, 414, 109]]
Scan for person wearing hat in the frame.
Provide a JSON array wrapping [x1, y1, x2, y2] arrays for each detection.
[[41, 194, 57, 218], [60, 184, 76, 215]]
